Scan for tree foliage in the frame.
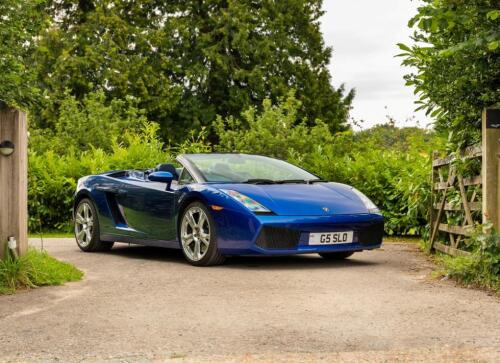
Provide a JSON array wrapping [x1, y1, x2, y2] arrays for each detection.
[[398, 0, 500, 146], [0, 0, 46, 108], [30, 91, 146, 154], [214, 91, 333, 160], [33, 0, 353, 139]]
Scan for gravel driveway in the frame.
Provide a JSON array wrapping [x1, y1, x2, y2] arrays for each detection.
[[0, 239, 499, 362]]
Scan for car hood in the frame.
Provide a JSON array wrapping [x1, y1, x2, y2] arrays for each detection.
[[212, 182, 369, 216]]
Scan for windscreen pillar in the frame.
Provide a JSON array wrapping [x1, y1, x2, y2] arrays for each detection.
[[0, 105, 28, 259], [482, 108, 500, 232]]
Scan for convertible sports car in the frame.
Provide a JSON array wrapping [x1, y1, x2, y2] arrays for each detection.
[[73, 153, 384, 266]]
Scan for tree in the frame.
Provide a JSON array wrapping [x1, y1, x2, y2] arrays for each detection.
[[398, 0, 500, 146], [215, 91, 333, 160], [0, 0, 47, 109], [34, 0, 353, 140]]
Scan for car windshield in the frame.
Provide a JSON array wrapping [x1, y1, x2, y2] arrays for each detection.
[[184, 154, 320, 183]]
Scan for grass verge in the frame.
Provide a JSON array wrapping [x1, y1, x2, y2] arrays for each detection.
[[427, 229, 500, 294], [434, 252, 500, 294], [29, 230, 74, 238], [0, 248, 83, 295]]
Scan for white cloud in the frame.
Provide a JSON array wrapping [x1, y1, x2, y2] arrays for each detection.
[[321, 0, 432, 129]]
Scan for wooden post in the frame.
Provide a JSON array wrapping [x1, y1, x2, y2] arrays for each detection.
[[482, 108, 500, 232], [0, 106, 28, 259]]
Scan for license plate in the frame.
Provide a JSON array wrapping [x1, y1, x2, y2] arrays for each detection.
[[308, 231, 353, 245]]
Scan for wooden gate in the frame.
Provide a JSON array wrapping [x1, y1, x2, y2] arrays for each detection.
[[429, 146, 482, 256], [429, 108, 500, 256]]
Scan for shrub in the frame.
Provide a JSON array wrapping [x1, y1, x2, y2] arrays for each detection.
[[214, 91, 333, 160], [399, 0, 500, 147], [437, 227, 500, 292], [30, 91, 146, 154]]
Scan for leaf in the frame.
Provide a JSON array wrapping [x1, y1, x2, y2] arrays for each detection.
[[487, 10, 500, 21], [397, 43, 412, 52], [488, 41, 499, 51]]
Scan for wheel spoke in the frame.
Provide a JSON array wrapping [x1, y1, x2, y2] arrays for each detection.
[[182, 232, 193, 240], [84, 229, 91, 243], [193, 239, 201, 259], [77, 229, 85, 240], [200, 232, 210, 246], [186, 210, 197, 228], [182, 234, 194, 247], [75, 213, 85, 225], [83, 204, 90, 219], [198, 213, 206, 229]]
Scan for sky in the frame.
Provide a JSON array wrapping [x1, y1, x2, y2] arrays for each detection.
[[321, 0, 432, 129]]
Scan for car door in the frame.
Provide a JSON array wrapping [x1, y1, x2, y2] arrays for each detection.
[[115, 179, 177, 242]]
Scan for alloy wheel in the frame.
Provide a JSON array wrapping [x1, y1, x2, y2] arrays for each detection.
[[181, 206, 211, 261], [75, 202, 94, 247]]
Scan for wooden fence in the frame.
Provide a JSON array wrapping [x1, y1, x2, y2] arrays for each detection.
[[429, 108, 500, 256], [429, 145, 482, 256]]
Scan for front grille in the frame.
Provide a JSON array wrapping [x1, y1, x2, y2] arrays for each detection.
[[255, 226, 301, 249], [357, 222, 384, 245]]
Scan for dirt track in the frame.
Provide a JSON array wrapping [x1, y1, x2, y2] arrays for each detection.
[[0, 239, 499, 362]]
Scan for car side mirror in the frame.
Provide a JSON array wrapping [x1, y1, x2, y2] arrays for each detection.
[[149, 171, 173, 190]]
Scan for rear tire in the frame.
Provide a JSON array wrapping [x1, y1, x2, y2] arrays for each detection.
[[319, 251, 355, 260], [74, 198, 114, 252], [179, 201, 225, 266]]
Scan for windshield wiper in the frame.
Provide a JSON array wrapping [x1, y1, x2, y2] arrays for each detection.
[[307, 179, 328, 184], [243, 178, 277, 184], [276, 179, 308, 184], [243, 178, 327, 184]]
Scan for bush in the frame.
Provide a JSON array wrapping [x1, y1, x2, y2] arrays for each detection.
[[0, 247, 83, 294], [30, 91, 146, 154], [214, 91, 333, 160], [437, 227, 500, 292], [399, 0, 500, 147]]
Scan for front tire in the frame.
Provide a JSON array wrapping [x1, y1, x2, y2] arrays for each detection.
[[319, 251, 355, 260], [74, 198, 114, 252], [179, 202, 225, 266]]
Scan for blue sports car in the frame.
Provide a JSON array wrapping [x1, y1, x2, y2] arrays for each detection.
[[73, 153, 383, 266]]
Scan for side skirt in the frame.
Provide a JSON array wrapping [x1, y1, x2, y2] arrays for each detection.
[[100, 234, 181, 249]]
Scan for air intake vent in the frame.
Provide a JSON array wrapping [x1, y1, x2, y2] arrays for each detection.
[[357, 222, 384, 246], [255, 226, 300, 249]]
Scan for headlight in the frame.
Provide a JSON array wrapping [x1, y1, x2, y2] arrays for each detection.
[[351, 188, 380, 214], [220, 189, 271, 213]]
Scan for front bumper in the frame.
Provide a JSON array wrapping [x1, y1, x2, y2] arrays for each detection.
[[216, 212, 384, 255]]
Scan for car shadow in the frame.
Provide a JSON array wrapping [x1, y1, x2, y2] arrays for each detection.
[[105, 244, 380, 270], [104, 244, 185, 263], [224, 255, 378, 270]]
